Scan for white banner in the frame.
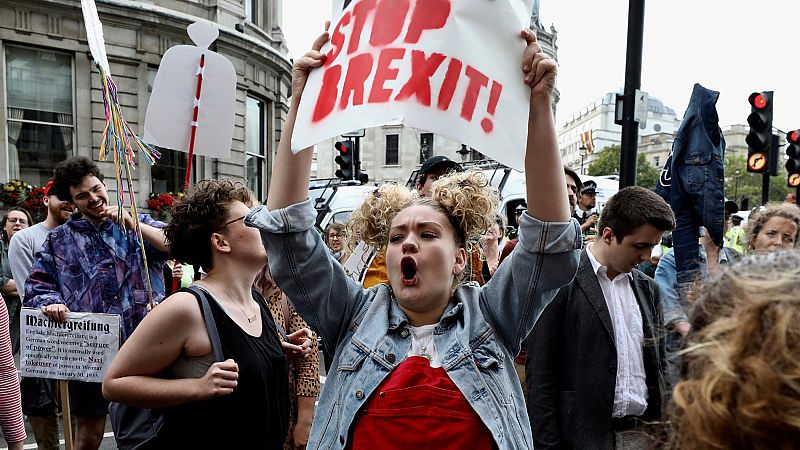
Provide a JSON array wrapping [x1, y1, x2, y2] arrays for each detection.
[[20, 309, 121, 383], [293, 0, 534, 171]]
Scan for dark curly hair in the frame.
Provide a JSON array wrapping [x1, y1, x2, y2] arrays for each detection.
[[53, 156, 104, 202], [163, 179, 255, 271]]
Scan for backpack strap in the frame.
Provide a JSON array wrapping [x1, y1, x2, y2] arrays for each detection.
[[181, 285, 225, 362]]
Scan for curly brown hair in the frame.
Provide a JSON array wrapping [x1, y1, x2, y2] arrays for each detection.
[[163, 179, 254, 271], [744, 202, 800, 251], [669, 250, 800, 449], [348, 169, 497, 254]]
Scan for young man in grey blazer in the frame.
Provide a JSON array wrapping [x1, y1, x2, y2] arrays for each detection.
[[526, 186, 675, 450]]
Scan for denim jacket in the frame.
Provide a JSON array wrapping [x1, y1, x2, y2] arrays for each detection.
[[655, 83, 726, 296], [246, 200, 581, 450], [654, 245, 740, 327]]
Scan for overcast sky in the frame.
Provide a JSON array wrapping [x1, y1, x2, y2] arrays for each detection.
[[282, 0, 800, 133]]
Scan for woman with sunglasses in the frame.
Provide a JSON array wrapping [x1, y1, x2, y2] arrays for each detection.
[[103, 180, 313, 448]]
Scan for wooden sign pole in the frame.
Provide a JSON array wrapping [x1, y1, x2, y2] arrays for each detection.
[[59, 380, 74, 450]]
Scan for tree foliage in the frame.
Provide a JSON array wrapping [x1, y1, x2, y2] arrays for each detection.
[[586, 145, 660, 189], [724, 154, 791, 209]]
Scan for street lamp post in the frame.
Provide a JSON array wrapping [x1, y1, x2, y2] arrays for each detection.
[[579, 144, 587, 175], [734, 167, 741, 203]]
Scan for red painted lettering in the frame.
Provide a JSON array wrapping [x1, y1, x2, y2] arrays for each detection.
[[437, 58, 462, 111], [405, 0, 451, 44], [339, 53, 374, 110], [369, 48, 406, 103], [312, 65, 342, 123], [369, 0, 410, 47], [481, 80, 502, 133], [394, 50, 445, 106], [348, 0, 377, 55], [326, 11, 351, 66], [461, 65, 489, 121]]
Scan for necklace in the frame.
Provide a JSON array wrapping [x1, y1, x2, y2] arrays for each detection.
[[223, 287, 258, 323], [412, 328, 435, 362]]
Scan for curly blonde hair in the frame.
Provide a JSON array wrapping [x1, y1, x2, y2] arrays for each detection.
[[348, 170, 498, 253], [744, 202, 800, 250], [669, 250, 800, 449]]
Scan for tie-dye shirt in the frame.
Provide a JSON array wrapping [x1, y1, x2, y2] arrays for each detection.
[[24, 213, 167, 341]]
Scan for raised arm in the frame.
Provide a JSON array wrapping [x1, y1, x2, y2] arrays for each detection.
[[266, 27, 330, 211], [477, 30, 579, 352], [521, 29, 569, 223]]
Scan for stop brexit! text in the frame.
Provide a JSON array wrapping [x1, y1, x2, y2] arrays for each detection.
[[312, 0, 503, 134]]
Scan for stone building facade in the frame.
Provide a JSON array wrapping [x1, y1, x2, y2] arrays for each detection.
[[0, 0, 291, 206], [558, 90, 681, 175]]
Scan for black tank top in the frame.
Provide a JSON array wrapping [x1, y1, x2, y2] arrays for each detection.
[[158, 291, 289, 448]]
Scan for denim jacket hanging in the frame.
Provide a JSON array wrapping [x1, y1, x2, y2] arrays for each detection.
[[655, 83, 726, 297]]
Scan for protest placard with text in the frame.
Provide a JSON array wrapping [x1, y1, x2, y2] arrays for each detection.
[[293, 0, 535, 171], [20, 309, 121, 383]]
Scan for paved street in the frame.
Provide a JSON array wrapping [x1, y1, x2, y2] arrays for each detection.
[[0, 417, 116, 450]]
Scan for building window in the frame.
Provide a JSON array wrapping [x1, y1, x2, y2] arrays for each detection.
[[246, 0, 258, 24], [246, 96, 267, 200], [146, 68, 188, 193], [385, 134, 399, 165], [420, 132, 434, 163], [654, 156, 661, 167], [5, 46, 74, 187]]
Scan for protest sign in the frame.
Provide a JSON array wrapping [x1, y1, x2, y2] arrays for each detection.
[[144, 21, 237, 162], [20, 309, 121, 383], [293, 0, 534, 170]]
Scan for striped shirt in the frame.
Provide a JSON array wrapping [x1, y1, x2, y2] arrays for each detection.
[[0, 295, 26, 443]]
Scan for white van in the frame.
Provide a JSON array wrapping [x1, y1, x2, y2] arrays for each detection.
[[310, 179, 376, 232]]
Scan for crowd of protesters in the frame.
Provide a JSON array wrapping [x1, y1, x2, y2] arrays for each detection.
[[2, 23, 800, 450]]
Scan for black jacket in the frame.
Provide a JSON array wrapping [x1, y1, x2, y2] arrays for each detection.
[[525, 249, 669, 449]]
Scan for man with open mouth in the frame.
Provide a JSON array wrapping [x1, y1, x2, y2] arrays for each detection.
[[24, 156, 169, 450]]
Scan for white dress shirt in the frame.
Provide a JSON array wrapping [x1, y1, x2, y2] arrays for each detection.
[[586, 245, 648, 417]]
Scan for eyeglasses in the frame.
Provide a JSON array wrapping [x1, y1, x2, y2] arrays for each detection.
[[328, 233, 342, 239], [215, 215, 245, 231], [6, 217, 28, 225]]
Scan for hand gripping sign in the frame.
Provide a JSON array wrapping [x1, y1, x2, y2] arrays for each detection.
[[293, 0, 535, 171], [144, 21, 237, 189]]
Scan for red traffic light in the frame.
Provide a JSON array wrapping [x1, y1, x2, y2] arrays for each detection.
[[749, 92, 768, 109], [335, 141, 351, 153], [788, 130, 800, 144]]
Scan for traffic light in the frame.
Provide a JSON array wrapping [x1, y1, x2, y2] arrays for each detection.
[[335, 140, 354, 180], [746, 91, 773, 173], [786, 130, 800, 188]]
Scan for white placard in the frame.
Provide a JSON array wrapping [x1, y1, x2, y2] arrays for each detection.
[[342, 240, 378, 283], [144, 21, 237, 159], [293, 0, 534, 171], [20, 309, 121, 383]]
